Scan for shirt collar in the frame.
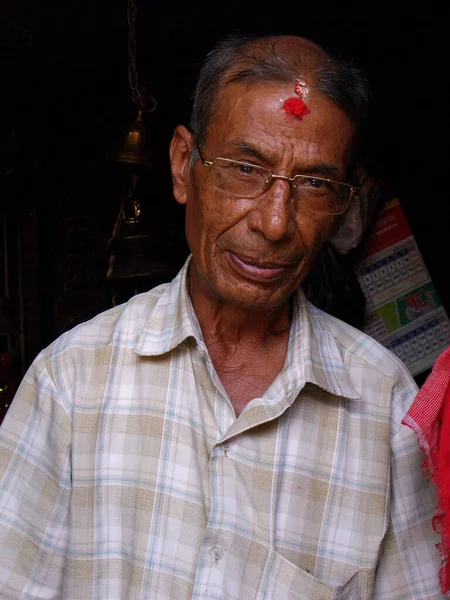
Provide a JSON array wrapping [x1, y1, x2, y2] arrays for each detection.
[[134, 255, 360, 401], [134, 255, 204, 356], [287, 290, 360, 400]]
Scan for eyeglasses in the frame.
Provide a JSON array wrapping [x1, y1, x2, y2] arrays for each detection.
[[197, 147, 359, 215]]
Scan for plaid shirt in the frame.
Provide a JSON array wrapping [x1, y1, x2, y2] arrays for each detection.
[[0, 258, 443, 599]]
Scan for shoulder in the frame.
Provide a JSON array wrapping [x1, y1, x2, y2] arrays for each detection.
[[30, 284, 170, 402], [308, 301, 410, 380], [307, 302, 418, 433], [49, 284, 169, 357]]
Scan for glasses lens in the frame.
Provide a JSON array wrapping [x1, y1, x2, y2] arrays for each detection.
[[209, 159, 270, 198], [293, 176, 351, 214]]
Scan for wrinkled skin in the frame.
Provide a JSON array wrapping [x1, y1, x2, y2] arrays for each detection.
[[170, 82, 355, 314], [170, 76, 356, 414]]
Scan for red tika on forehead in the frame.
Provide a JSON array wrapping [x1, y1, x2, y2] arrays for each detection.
[[283, 79, 311, 121], [283, 97, 311, 119]]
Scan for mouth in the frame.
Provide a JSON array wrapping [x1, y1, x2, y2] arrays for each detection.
[[228, 251, 294, 283]]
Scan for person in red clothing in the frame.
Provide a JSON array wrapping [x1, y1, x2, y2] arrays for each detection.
[[403, 346, 450, 596]]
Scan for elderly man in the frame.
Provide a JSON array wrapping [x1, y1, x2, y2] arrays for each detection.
[[0, 34, 443, 599]]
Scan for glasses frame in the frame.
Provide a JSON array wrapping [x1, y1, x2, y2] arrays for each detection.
[[196, 146, 360, 215]]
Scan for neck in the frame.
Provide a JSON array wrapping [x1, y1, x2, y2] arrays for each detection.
[[188, 263, 293, 415], [188, 267, 291, 351]]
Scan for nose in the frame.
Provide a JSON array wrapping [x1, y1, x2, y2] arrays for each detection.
[[247, 178, 295, 242]]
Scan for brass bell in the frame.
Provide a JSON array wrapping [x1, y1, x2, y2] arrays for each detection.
[[112, 108, 156, 167], [112, 86, 157, 167]]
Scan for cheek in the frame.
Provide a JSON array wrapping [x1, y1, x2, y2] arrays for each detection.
[[297, 214, 337, 254], [184, 188, 228, 256], [191, 191, 251, 242]]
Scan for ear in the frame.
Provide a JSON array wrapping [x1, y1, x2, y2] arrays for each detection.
[[169, 125, 195, 206]]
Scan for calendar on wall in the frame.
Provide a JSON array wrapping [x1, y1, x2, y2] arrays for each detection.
[[354, 197, 450, 377]]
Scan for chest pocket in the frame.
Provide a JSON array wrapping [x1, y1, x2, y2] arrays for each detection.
[[257, 550, 375, 600]]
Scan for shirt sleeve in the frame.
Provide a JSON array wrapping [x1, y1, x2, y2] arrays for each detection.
[[0, 352, 71, 599], [373, 373, 445, 599]]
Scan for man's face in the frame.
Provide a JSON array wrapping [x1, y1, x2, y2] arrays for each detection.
[[171, 82, 355, 311]]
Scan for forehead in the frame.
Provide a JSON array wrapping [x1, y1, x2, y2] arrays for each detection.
[[206, 82, 356, 169]]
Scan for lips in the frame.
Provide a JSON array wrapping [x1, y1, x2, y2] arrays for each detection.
[[228, 251, 293, 282]]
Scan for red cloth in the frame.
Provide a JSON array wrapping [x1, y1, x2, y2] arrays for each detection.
[[402, 346, 450, 596]]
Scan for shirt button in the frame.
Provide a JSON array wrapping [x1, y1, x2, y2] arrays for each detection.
[[210, 546, 223, 563], [222, 442, 230, 452]]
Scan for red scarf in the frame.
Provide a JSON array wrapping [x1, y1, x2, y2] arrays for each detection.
[[402, 346, 450, 596]]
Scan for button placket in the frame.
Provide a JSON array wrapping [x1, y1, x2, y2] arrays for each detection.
[[210, 546, 224, 564]]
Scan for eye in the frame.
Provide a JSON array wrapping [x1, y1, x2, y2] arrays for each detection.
[[295, 176, 331, 192], [308, 177, 327, 189], [234, 162, 256, 175]]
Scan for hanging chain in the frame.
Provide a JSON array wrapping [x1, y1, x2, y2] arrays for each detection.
[[127, 0, 156, 111]]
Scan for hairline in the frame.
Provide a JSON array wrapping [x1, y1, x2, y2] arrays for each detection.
[[188, 36, 369, 168]]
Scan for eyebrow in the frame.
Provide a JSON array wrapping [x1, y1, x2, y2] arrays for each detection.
[[227, 140, 340, 177], [229, 141, 268, 163]]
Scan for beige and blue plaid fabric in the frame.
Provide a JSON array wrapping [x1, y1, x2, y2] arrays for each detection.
[[0, 257, 443, 598]]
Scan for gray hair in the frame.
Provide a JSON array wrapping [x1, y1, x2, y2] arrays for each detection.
[[189, 34, 370, 160]]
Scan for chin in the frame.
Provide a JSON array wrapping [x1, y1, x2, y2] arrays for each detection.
[[215, 281, 295, 311]]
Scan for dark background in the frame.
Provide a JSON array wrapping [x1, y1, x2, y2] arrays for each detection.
[[0, 0, 448, 377]]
